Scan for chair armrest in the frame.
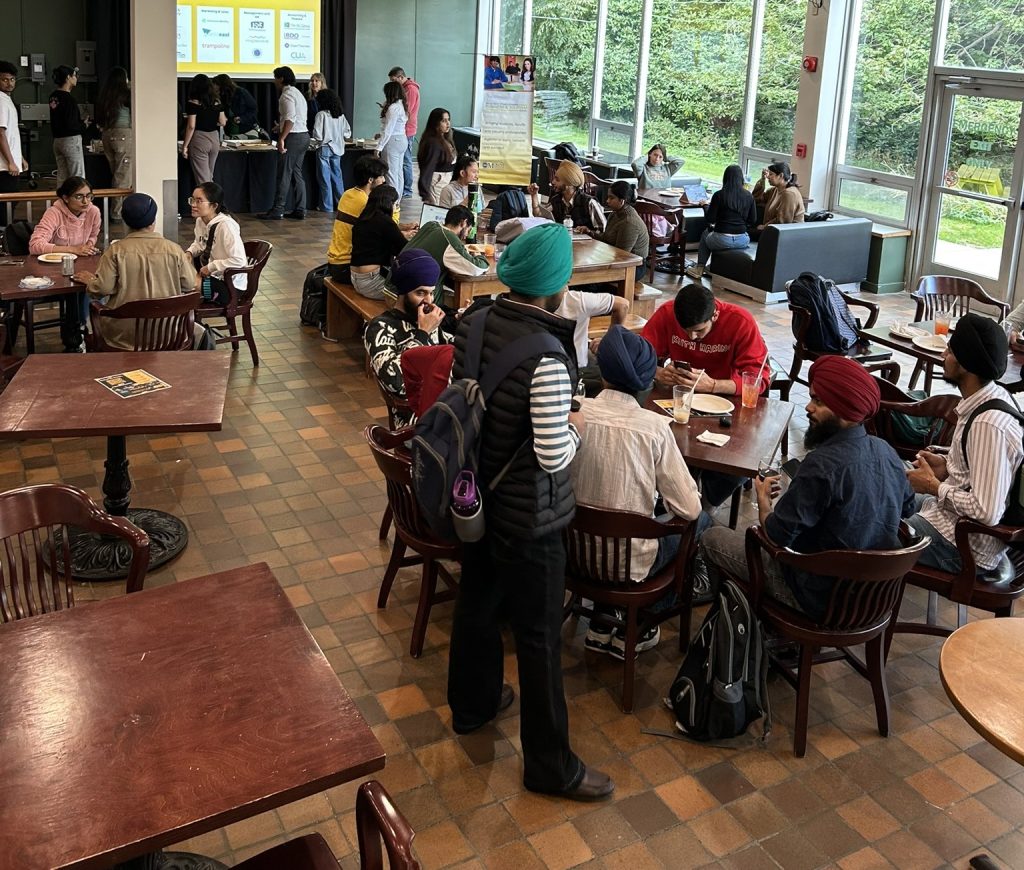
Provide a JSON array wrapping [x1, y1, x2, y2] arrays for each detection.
[[840, 289, 880, 329], [949, 517, 1024, 603], [865, 360, 901, 383]]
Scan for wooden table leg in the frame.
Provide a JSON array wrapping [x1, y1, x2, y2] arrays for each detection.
[[23, 301, 35, 355]]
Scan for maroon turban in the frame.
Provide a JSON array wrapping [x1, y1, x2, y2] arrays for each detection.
[[808, 356, 880, 423], [401, 344, 454, 418]]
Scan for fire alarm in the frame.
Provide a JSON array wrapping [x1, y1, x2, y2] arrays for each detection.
[[795, 143, 807, 159], [802, 56, 818, 73]]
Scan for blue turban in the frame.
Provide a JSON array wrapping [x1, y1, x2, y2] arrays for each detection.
[[597, 325, 657, 392], [392, 248, 440, 295], [496, 222, 572, 297]]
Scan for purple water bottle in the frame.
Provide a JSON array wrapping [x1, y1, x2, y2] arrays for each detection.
[[450, 470, 484, 542]]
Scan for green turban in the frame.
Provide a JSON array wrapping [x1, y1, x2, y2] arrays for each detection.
[[496, 222, 573, 297]]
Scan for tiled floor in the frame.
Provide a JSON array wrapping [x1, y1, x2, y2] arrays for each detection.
[[6, 199, 1023, 869]]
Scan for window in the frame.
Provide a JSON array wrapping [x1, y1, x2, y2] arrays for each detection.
[[644, 0, 754, 181], [944, 0, 1024, 72], [530, 0, 598, 148], [597, 0, 642, 130], [835, 178, 909, 222], [498, 0, 525, 55], [750, 0, 805, 153]]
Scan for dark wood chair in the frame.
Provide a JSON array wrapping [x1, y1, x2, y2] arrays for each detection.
[[634, 200, 685, 276], [233, 781, 419, 869], [0, 483, 150, 622], [909, 275, 1010, 392], [563, 504, 699, 712], [787, 288, 893, 386], [582, 170, 612, 204], [744, 523, 929, 756], [889, 518, 1024, 647], [195, 239, 273, 366], [372, 374, 413, 542], [866, 393, 960, 460], [364, 425, 459, 658], [88, 292, 200, 352]]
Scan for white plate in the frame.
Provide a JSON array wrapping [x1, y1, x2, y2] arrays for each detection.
[[889, 325, 929, 339], [912, 335, 948, 353], [659, 190, 682, 198], [690, 394, 735, 415], [18, 277, 54, 289], [37, 252, 74, 264]]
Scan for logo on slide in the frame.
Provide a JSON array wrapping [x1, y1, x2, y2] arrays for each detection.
[[284, 32, 299, 39], [250, 20, 264, 30], [253, 49, 262, 57]]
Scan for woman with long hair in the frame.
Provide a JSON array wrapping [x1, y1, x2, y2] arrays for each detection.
[[182, 74, 226, 185], [577, 180, 649, 278], [350, 184, 411, 299], [184, 181, 247, 305], [312, 88, 352, 211], [307, 72, 327, 131], [213, 73, 258, 138], [416, 107, 457, 203], [521, 57, 536, 90], [756, 161, 804, 231], [631, 143, 685, 189], [686, 164, 756, 280], [375, 81, 408, 196], [95, 67, 132, 221]]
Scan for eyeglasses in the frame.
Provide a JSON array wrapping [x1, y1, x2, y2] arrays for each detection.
[[187, 197, 209, 205], [69, 192, 94, 202]]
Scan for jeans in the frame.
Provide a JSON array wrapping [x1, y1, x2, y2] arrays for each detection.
[[316, 149, 344, 212], [448, 528, 583, 793], [53, 136, 85, 184], [402, 137, 415, 198], [700, 525, 804, 612], [272, 131, 310, 214], [698, 230, 750, 267], [905, 501, 964, 573], [351, 269, 387, 300], [382, 134, 408, 198]]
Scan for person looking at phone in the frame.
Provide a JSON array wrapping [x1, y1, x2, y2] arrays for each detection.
[[364, 249, 453, 425], [700, 356, 915, 620]]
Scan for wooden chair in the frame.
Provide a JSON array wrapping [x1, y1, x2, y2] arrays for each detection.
[[744, 523, 929, 756], [582, 170, 612, 204], [0, 483, 150, 622], [88, 292, 200, 352], [233, 781, 419, 870], [634, 200, 685, 276], [372, 374, 413, 542], [365, 425, 460, 658], [866, 393, 959, 460], [563, 505, 699, 712], [909, 275, 1010, 392], [195, 239, 273, 366], [889, 518, 1024, 647]]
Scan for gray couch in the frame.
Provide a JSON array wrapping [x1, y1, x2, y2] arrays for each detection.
[[709, 218, 873, 304]]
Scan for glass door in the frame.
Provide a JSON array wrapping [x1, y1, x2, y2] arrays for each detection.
[[920, 81, 1024, 299]]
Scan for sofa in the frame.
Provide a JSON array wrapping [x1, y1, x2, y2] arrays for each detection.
[[709, 217, 873, 304]]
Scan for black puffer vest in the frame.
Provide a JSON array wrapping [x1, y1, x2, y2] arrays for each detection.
[[453, 296, 578, 539], [548, 190, 599, 230]]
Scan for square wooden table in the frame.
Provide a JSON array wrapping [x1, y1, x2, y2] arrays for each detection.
[[449, 238, 642, 310], [0, 562, 386, 870], [0, 351, 230, 579]]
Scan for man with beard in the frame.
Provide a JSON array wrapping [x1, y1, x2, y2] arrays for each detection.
[[363, 249, 452, 426], [528, 160, 607, 233], [906, 313, 1024, 573], [447, 223, 614, 801], [700, 356, 915, 621]]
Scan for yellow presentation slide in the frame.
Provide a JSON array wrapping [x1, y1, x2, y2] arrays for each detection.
[[176, 0, 321, 78]]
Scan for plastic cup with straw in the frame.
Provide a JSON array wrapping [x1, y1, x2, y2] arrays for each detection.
[[742, 351, 771, 409], [673, 369, 704, 424]]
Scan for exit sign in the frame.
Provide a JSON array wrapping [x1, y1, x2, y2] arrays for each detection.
[[970, 141, 993, 152]]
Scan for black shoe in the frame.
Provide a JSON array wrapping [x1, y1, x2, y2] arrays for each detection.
[[530, 767, 615, 802], [452, 684, 515, 735], [258, 211, 284, 220], [285, 209, 305, 220], [692, 554, 714, 605]]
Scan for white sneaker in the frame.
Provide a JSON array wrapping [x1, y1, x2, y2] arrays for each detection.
[[608, 625, 661, 660]]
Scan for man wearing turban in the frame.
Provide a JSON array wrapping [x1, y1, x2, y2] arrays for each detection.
[[701, 355, 915, 620], [906, 313, 1024, 573], [527, 159, 607, 233], [446, 224, 614, 801], [569, 325, 704, 656]]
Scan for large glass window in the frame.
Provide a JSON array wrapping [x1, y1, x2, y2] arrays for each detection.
[[944, 1, 1024, 72], [530, 0, 598, 148], [750, 0, 805, 153], [498, 0, 525, 54], [644, 0, 754, 181], [597, 0, 641, 129]]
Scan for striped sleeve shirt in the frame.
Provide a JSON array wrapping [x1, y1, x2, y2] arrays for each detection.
[[919, 381, 1024, 570], [530, 356, 580, 472]]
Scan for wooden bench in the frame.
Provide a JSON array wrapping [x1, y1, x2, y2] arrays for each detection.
[[1, 187, 134, 247], [324, 277, 387, 341]]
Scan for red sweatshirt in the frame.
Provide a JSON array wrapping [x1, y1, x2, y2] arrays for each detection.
[[403, 79, 420, 136], [641, 299, 769, 394]]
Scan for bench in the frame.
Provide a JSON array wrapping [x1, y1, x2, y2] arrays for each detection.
[[0, 187, 134, 248], [324, 278, 387, 341]]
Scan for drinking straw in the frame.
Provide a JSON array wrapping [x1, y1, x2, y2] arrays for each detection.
[[754, 350, 770, 388]]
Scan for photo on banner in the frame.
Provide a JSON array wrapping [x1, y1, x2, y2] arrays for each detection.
[[478, 54, 536, 186]]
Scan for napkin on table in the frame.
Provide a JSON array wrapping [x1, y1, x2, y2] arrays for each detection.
[[696, 431, 730, 447]]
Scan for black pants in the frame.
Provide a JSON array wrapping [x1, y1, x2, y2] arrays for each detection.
[[272, 131, 310, 213], [328, 263, 351, 284], [448, 527, 583, 793]]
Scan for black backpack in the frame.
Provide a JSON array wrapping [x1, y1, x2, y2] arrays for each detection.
[[2, 220, 33, 256], [410, 309, 562, 542], [489, 189, 529, 230], [959, 398, 1024, 525], [666, 579, 771, 742], [787, 272, 859, 353], [300, 263, 329, 328], [553, 141, 585, 165]]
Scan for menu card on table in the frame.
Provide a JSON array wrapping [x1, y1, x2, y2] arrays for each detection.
[[95, 370, 172, 399]]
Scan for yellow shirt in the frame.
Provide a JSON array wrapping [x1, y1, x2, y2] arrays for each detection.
[[327, 187, 369, 265]]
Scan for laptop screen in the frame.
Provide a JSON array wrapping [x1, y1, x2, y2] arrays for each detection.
[[420, 204, 449, 225]]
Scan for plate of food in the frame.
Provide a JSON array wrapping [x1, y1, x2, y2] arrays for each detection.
[[889, 324, 929, 339], [465, 244, 487, 255], [18, 276, 54, 289], [37, 252, 74, 264], [690, 394, 734, 415], [912, 334, 948, 353]]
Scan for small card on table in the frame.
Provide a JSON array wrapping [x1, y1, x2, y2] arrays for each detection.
[[95, 369, 171, 399]]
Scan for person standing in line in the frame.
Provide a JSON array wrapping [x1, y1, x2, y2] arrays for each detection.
[[259, 66, 310, 221], [95, 66, 132, 221], [375, 81, 408, 198], [213, 74, 258, 138], [306, 72, 326, 132], [181, 74, 226, 185], [416, 107, 457, 204], [49, 65, 86, 184], [388, 67, 420, 200], [312, 88, 352, 212], [0, 60, 25, 195]]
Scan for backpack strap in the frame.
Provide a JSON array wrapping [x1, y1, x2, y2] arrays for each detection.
[[959, 398, 1024, 470]]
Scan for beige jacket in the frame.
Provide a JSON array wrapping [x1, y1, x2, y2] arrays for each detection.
[[762, 185, 805, 226], [86, 230, 195, 350]]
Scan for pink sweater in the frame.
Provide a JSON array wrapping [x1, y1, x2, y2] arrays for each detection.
[[28, 200, 101, 254]]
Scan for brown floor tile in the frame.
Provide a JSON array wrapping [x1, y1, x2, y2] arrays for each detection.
[[615, 791, 679, 838], [528, 821, 594, 870]]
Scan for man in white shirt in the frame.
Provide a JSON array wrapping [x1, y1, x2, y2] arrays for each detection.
[[259, 66, 310, 221], [0, 61, 26, 194], [907, 313, 1024, 574], [555, 289, 629, 390]]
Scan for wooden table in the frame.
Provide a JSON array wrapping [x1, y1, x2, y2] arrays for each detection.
[[647, 389, 795, 477], [449, 238, 643, 310], [0, 352, 230, 579], [0, 254, 100, 353], [0, 562, 386, 870]]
